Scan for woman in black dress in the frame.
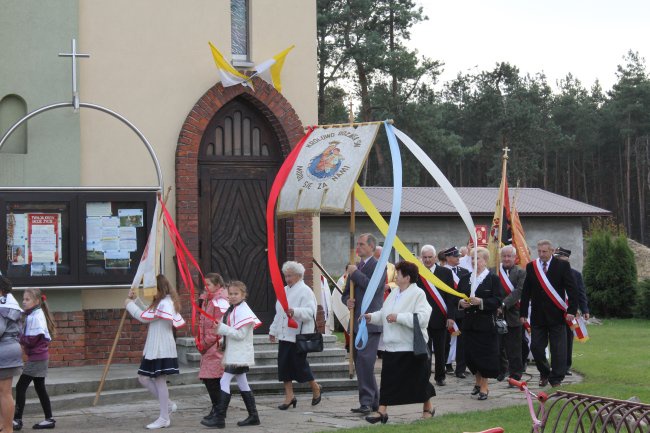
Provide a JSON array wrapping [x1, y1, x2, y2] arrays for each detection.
[[458, 247, 504, 400]]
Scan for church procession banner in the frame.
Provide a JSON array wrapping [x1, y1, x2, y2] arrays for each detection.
[[277, 124, 379, 216], [268, 120, 481, 346]]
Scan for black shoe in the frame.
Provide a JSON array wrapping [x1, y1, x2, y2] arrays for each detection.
[[455, 372, 466, 379], [203, 404, 217, 421], [435, 379, 446, 387], [565, 370, 573, 376], [201, 390, 231, 428], [538, 377, 549, 387], [238, 391, 260, 426], [311, 384, 323, 406], [278, 397, 297, 410], [351, 405, 372, 415], [496, 373, 506, 382], [13, 419, 23, 431], [478, 392, 488, 400], [365, 412, 388, 424], [471, 385, 480, 395], [32, 419, 56, 430], [445, 364, 454, 374]]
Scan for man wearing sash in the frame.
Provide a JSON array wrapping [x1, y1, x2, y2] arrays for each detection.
[[520, 240, 577, 387], [554, 247, 590, 376], [442, 246, 470, 378], [342, 233, 386, 415], [496, 245, 526, 382], [416, 245, 455, 386]]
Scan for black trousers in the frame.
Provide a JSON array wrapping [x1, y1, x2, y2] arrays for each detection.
[[531, 323, 567, 384], [14, 374, 52, 420], [566, 324, 574, 370], [428, 326, 447, 382], [499, 326, 524, 379]]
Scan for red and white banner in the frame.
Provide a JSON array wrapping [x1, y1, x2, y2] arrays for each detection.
[[570, 316, 589, 342]]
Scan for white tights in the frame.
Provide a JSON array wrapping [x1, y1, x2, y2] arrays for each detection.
[[220, 372, 250, 394], [138, 375, 169, 420]]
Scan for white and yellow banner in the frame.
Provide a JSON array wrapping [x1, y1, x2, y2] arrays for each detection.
[[277, 124, 379, 216]]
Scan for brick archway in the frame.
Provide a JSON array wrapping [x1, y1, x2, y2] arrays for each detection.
[[175, 78, 313, 311]]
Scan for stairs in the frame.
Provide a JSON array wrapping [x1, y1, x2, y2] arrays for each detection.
[[20, 334, 357, 413]]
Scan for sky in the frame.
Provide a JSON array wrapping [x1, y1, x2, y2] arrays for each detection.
[[409, 0, 650, 92]]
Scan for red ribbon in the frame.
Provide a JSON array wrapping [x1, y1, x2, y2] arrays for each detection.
[[266, 127, 315, 329], [158, 196, 216, 351]]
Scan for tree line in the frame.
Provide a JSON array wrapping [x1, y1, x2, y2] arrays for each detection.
[[318, 0, 650, 246]]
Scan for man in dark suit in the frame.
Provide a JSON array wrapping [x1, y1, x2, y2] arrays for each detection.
[[554, 247, 590, 376], [416, 245, 456, 386], [443, 246, 470, 378], [520, 240, 577, 387], [341, 233, 386, 415], [496, 245, 526, 382]]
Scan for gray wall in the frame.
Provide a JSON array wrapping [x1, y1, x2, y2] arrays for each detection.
[[320, 215, 585, 276], [0, 0, 80, 186]]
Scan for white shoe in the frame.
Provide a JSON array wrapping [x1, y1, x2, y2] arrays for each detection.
[[168, 401, 178, 414], [146, 417, 170, 429]]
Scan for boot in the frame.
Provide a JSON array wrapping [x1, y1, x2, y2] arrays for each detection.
[[237, 391, 260, 426], [203, 404, 217, 421], [201, 391, 231, 428]]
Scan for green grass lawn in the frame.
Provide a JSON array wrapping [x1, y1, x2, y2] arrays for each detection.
[[326, 318, 650, 433]]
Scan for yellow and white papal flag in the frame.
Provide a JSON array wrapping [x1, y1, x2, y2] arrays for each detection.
[[277, 124, 379, 216], [253, 45, 294, 93], [209, 42, 252, 88]]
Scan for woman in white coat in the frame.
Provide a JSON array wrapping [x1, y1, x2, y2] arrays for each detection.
[[269, 261, 322, 410], [363, 261, 436, 424]]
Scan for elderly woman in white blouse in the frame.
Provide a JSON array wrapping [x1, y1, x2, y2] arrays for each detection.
[[269, 261, 322, 410], [363, 260, 435, 424]]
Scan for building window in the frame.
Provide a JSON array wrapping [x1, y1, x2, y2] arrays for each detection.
[[1, 191, 155, 287], [231, 0, 249, 62], [0, 94, 28, 154]]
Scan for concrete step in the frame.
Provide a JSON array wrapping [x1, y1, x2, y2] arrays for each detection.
[[22, 377, 359, 414], [22, 361, 353, 399]]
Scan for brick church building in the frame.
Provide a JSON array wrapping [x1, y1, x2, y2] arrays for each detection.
[[0, 0, 318, 366]]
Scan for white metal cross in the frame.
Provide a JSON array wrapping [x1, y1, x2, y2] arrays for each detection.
[[59, 38, 90, 110], [502, 145, 510, 159]]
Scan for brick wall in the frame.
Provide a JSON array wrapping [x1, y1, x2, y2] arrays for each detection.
[[49, 310, 146, 367]]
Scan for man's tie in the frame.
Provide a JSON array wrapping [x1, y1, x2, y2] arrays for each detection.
[[358, 260, 366, 270], [542, 261, 547, 273], [453, 266, 458, 274]]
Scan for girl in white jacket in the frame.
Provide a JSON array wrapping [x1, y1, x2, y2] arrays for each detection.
[[210, 281, 262, 429]]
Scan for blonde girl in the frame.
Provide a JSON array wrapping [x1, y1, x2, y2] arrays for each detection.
[[13, 288, 56, 431], [125, 275, 185, 430], [207, 281, 261, 429]]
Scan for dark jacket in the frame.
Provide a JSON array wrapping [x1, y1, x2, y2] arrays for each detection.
[[416, 265, 456, 329], [341, 256, 386, 334], [572, 269, 589, 314], [448, 265, 470, 320], [497, 265, 526, 327], [520, 258, 578, 327], [458, 271, 504, 333]]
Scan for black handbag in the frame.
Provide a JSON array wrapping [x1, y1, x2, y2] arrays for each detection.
[[295, 315, 324, 355], [413, 313, 430, 359], [495, 314, 508, 335]]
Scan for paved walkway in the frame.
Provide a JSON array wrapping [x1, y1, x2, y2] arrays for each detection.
[[12, 362, 581, 432]]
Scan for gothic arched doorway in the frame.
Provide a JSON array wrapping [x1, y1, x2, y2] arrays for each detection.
[[175, 80, 311, 334]]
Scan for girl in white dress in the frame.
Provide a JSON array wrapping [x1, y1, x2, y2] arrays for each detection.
[[125, 275, 185, 430], [210, 281, 262, 429]]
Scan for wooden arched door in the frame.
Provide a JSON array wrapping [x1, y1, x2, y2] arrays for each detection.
[[198, 96, 284, 331]]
